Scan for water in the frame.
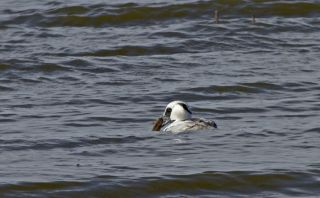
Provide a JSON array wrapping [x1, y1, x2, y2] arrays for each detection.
[[1, 0, 320, 197]]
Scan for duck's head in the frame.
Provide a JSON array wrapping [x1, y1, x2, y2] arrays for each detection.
[[163, 100, 192, 121], [152, 100, 192, 131]]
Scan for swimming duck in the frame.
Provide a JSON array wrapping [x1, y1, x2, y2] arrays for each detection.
[[152, 101, 217, 133]]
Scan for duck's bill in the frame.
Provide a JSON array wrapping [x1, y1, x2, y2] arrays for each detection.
[[152, 117, 163, 131]]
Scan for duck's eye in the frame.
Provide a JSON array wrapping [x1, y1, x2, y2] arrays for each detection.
[[165, 108, 172, 117]]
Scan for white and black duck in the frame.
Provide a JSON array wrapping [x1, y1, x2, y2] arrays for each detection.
[[152, 100, 217, 133]]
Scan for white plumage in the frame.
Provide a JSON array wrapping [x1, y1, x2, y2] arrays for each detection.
[[153, 100, 217, 133]]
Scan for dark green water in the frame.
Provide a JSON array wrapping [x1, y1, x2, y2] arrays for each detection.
[[1, 0, 320, 197]]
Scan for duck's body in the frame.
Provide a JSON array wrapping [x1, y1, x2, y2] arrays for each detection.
[[163, 118, 217, 133], [153, 100, 217, 133]]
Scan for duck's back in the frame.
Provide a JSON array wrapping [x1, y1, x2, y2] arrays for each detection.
[[163, 118, 217, 133]]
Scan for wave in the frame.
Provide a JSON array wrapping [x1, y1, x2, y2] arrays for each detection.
[[1, 170, 319, 197], [184, 83, 272, 95], [102, 170, 320, 197], [0, 63, 10, 71], [184, 81, 316, 95], [241, 2, 320, 16], [78, 45, 188, 57], [0, 63, 70, 73], [0, 85, 14, 92], [2, 1, 320, 27], [0, 136, 152, 151], [37, 63, 70, 72]]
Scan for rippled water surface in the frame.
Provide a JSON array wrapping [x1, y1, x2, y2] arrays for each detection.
[[1, 0, 320, 197]]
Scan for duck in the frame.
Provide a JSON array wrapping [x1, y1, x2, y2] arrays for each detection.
[[152, 100, 217, 133]]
